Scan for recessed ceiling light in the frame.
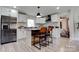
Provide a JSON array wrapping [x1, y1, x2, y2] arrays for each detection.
[[56, 6, 60, 10]]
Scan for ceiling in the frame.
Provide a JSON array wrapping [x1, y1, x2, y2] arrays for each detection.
[[1, 6, 78, 16], [17, 6, 71, 16]]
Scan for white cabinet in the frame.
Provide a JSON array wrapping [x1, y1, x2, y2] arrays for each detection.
[[51, 15, 60, 27], [17, 29, 22, 39], [51, 14, 60, 38], [51, 15, 59, 22], [21, 29, 26, 38], [10, 9, 18, 17], [17, 29, 26, 40], [1, 8, 10, 16], [18, 14, 27, 22], [0, 7, 18, 17], [52, 28, 60, 38]]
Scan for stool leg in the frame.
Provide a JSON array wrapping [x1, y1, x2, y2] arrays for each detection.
[[47, 36, 49, 46], [33, 37, 35, 46], [51, 35, 53, 43], [39, 37, 41, 49]]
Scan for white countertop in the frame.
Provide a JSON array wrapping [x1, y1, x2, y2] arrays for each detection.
[[18, 26, 39, 30]]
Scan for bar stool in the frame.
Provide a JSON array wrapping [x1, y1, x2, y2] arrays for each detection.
[[33, 27, 48, 49], [47, 26, 54, 44]]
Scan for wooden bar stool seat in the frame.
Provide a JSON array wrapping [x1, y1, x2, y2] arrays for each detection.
[[33, 27, 48, 49]]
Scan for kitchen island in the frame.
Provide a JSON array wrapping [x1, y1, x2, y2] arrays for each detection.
[[17, 27, 39, 47]]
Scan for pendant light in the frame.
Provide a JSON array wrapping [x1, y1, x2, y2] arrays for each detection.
[[37, 6, 41, 17]]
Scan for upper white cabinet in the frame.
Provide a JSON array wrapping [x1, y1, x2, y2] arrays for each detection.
[[17, 29, 27, 40], [18, 14, 27, 22], [51, 15, 59, 22], [1, 8, 10, 16], [10, 9, 18, 17], [0, 7, 18, 17]]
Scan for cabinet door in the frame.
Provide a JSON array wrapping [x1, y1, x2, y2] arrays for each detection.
[[22, 14, 27, 22], [17, 29, 26, 40], [18, 14, 23, 22], [51, 15, 58, 22], [17, 29, 22, 39], [22, 29, 26, 38], [1, 8, 10, 16], [20, 29, 26, 38], [10, 9, 18, 17], [18, 14, 26, 22]]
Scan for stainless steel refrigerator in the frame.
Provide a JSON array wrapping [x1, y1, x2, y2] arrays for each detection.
[[1, 15, 17, 44]]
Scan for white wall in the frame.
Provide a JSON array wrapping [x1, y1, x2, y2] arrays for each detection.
[[66, 8, 79, 41], [68, 9, 75, 40], [70, 8, 79, 40]]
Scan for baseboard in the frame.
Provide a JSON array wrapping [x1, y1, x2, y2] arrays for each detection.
[[1, 41, 17, 45]]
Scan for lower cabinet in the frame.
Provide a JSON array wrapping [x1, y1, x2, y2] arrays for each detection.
[[17, 29, 31, 47], [17, 29, 26, 40]]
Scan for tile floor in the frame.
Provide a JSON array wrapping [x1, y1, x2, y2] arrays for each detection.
[[0, 37, 79, 52]]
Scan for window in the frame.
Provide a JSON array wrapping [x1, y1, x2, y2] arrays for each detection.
[[27, 19, 35, 27]]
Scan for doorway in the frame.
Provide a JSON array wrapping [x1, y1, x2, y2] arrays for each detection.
[[60, 16, 70, 38]]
